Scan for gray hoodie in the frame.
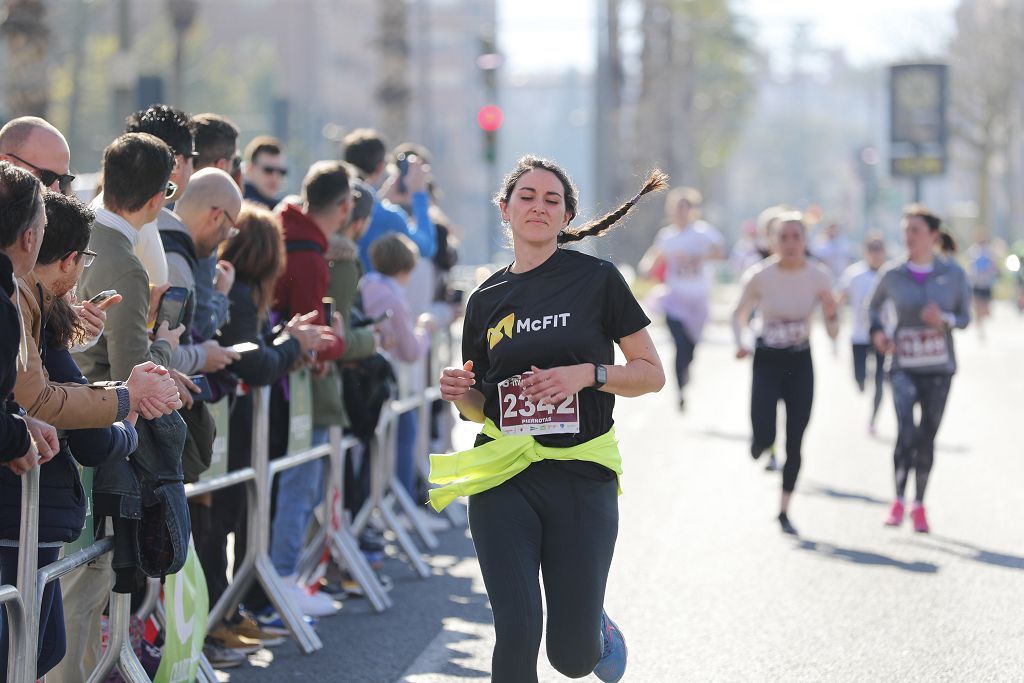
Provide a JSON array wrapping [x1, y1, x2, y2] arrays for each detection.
[[868, 257, 971, 375]]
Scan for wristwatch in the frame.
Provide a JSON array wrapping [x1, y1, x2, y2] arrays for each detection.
[[592, 364, 607, 389]]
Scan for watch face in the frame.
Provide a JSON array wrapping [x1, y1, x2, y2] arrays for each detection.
[[596, 365, 607, 383]]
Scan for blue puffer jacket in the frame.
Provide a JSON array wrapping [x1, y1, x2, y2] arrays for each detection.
[[0, 327, 137, 543]]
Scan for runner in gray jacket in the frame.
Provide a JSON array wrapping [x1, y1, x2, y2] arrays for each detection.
[[868, 205, 971, 533]]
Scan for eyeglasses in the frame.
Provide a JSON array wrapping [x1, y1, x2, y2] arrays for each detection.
[[214, 206, 240, 240], [61, 248, 97, 268], [164, 180, 178, 199], [258, 165, 288, 177], [4, 153, 75, 189]]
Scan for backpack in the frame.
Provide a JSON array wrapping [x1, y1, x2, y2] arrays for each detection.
[[341, 354, 396, 440]]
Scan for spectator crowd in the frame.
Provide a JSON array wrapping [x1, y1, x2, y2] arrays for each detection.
[[0, 106, 461, 677]]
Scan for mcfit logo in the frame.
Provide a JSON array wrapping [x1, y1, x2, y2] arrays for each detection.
[[487, 312, 571, 349], [488, 313, 515, 349]]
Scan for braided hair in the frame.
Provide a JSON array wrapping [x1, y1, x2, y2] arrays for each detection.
[[495, 155, 668, 245]]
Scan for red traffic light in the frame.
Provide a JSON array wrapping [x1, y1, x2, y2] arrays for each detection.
[[477, 104, 504, 132]]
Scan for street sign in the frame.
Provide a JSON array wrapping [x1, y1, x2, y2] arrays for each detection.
[[889, 64, 948, 178]]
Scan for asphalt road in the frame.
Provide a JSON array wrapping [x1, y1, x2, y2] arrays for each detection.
[[223, 300, 1024, 682]]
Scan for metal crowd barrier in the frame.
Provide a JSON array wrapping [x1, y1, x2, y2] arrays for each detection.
[[4, 327, 461, 682]]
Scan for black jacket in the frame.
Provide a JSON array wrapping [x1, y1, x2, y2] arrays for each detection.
[[0, 253, 30, 463], [0, 331, 137, 543]]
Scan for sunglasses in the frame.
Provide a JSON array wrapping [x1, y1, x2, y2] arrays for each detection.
[[258, 165, 288, 177], [164, 180, 178, 199], [5, 153, 75, 189], [61, 248, 97, 268], [214, 206, 240, 240]]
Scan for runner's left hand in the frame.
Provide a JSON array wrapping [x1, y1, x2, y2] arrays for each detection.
[[921, 302, 944, 329], [523, 364, 592, 406]]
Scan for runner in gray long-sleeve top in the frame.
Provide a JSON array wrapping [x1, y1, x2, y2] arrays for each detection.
[[868, 204, 971, 534]]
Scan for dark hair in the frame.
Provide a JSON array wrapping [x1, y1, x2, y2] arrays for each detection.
[[903, 204, 942, 232], [302, 161, 350, 213], [125, 104, 194, 158], [38, 191, 93, 265], [244, 135, 283, 165], [0, 160, 44, 249], [939, 231, 958, 254], [191, 113, 239, 169], [342, 129, 387, 177], [220, 202, 285, 318], [102, 133, 174, 213], [370, 233, 418, 276], [48, 296, 87, 350], [349, 179, 375, 223], [495, 155, 668, 245], [391, 141, 431, 165]]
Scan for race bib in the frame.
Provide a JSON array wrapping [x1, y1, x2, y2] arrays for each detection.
[[761, 320, 810, 349], [896, 327, 950, 368], [497, 371, 580, 436]]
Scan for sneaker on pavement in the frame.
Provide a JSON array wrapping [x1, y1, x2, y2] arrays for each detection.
[[884, 500, 905, 527], [284, 580, 341, 618], [777, 512, 798, 535], [203, 640, 247, 669], [227, 613, 287, 648], [206, 625, 261, 654], [593, 610, 627, 682], [255, 607, 318, 632], [910, 503, 930, 533], [764, 454, 779, 472]]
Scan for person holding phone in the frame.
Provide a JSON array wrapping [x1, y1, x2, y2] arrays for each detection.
[[431, 157, 666, 683]]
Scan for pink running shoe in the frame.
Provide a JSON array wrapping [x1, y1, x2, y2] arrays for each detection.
[[884, 500, 905, 527], [910, 504, 930, 533]]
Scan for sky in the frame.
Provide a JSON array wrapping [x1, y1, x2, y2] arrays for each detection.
[[498, 0, 961, 74]]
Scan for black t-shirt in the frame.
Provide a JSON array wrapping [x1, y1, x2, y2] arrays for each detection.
[[462, 248, 650, 448]]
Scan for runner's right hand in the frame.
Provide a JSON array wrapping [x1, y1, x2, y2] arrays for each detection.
[[871, 330, 894, 355], [440, 361, 475, 402], [735, 347, 752, 359]]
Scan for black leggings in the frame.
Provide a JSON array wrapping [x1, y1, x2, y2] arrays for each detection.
[[750, 347, 814, 493], [665, 316, 697, 391], [852, 343, 886, 423], [891, 371, 951, 503], [469, 459, 618, 683]]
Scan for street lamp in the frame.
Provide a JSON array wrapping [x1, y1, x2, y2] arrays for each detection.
[[166, 0, 198, 107]]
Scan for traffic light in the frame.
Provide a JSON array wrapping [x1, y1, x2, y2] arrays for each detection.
[[477, 104, 503, 164]]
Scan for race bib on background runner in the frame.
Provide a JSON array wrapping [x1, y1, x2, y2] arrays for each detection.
[[896, 326, 950, 368], [497, 371, 580, 436], [761, 320, 810, 349]]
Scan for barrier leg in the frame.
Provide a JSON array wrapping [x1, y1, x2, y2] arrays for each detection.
[[207, 480, 257, 627], [134, 577, 161, 621], [86, 592, 150, 683], [14, 467, 40, 683], [378, 494, 431, 579], [1, 586, 28, 683], [389, 476, 440, 550]]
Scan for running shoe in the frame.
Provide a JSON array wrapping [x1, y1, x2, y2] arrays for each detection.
[[910, 503, 930, 533], [777, 512, 798, 535], [283, 580, 341, 617], [884, 500, 905, 527], [593, 610, 627, 682], [764, 453, 779, 472], [202, 640, 247, 669]]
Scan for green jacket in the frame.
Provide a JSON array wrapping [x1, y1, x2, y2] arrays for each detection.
[[428, 419, 623, 512], [311, 236, 376, 427]]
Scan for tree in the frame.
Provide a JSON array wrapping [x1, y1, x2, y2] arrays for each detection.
[[376, 0, 411, 145], [949, 0, 1024, 235], [1, 0, 49, 118]]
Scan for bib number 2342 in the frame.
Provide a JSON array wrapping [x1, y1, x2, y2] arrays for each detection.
[[498, 371, 580, 436]]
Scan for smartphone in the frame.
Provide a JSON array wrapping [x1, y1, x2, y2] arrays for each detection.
[[189, 375, 213, 403], [155, 287, 190, 329], [352, 309, 393, 328], [230, 341, 259, 355], [322, 297, 335, 325], [396, 153, 410, 193], [89, 289, 117, 305]]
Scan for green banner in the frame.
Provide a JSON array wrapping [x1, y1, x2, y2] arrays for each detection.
[[288, 368, 313, 454], [64, 465, 94, 555], [154, 537, 209, 683], [201, 398, 230, 482]]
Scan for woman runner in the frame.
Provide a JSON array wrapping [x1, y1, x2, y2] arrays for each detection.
[[732, 212, 838, 535], [429, 156, 666, 683], [868, 205, 971, 533]]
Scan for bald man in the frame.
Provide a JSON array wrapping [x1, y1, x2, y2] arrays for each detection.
[[157, 168, 242, 379], [0, 116, 74, 194]]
